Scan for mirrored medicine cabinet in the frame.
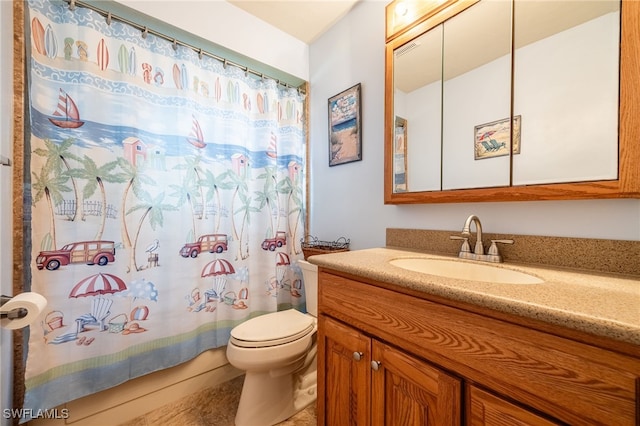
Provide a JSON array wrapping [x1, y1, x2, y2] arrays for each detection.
[[384, 0, 640, 204]]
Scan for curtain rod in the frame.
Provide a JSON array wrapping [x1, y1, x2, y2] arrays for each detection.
[[63, 0, 305, 94]]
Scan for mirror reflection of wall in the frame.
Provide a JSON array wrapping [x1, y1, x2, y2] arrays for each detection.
[[442, 0, 512, 190], [391, 0, 621, 194], [512, 1, 620, 185], [394, 25, 443, 192]]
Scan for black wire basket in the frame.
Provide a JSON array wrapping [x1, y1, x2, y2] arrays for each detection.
[[300, 236, 350, 260]]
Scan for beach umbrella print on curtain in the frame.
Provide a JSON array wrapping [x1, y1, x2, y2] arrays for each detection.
[[201, 258, 235, 302], [69, 273, 127, 298], [69, 273, 128, 337]]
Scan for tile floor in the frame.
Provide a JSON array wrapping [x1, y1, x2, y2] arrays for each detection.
[[119, 375, 317, 426]]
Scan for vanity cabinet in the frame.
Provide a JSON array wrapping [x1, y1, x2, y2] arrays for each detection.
[[322, 315, 370, 425], [467, 385, 561, 426], [321, 315, 461, 425], [317, 270, 640, 425]]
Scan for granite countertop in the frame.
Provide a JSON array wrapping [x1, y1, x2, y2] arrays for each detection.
[[308, 247, 640, 346]]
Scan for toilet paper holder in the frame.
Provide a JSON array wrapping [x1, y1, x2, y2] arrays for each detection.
[[0, 295, 28, 320]]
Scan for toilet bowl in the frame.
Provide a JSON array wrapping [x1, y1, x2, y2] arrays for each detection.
[[226, 260, 318, 426]]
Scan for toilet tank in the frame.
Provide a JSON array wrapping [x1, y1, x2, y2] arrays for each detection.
[[298, 260, 318, 317]]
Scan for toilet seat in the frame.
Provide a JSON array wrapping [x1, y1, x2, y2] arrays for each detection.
[[230, 309, 315, 348]]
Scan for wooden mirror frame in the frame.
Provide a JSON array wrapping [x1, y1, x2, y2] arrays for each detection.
[[384, 0, 640, 204]]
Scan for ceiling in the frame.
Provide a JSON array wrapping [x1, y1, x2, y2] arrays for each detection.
[[227, 0, 361, 44]]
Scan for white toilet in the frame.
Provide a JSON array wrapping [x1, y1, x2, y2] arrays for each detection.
[[226, 259, 319, 426]]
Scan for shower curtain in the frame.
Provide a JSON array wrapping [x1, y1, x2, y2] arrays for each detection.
[[23, 0, 306, 415]]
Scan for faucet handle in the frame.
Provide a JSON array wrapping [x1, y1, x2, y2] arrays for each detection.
[[450, 236, 471, 253], [488, 239, 514, 256]]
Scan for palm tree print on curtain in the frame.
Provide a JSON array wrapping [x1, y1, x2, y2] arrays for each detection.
[[24, 0, 306, 414]]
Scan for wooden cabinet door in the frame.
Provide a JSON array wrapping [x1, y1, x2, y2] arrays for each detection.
[[371, 340, 461, 425], [321, 316, 371, 426], [468, 385, 562, 426]]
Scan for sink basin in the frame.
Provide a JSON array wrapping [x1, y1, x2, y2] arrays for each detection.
[[389, 258, 544, 284]]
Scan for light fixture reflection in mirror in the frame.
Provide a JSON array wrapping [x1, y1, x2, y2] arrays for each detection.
[[395, 1, 408, 17]]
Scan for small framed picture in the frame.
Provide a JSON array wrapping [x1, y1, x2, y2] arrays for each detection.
[[328, 83, 362, 166], [393, 116, 407, 192], [474, 115, 521, 160]]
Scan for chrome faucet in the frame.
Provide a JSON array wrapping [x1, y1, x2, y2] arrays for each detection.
[[462, 214, 484, 255], [450, 214, 513, 263]]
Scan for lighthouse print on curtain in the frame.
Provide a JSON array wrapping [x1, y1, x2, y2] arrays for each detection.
[[24, 0, 306, 415]]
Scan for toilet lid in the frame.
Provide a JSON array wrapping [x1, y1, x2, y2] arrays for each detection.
[[230, 309, 315, 348]]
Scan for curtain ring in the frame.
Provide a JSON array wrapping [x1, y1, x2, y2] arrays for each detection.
[[172, 39, 178, 51], [106, 12, 112, 26], [69, 0, 76, 11], [198, 49, 203, 60], [142, 27, 148, 39], [223, 59, 227, 69]]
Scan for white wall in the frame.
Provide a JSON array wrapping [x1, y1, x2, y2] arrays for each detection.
[[309, 0, 640, 249], [1, 0, 14, 423], [308, 0, 388, 250], [116, 0, 309, 81]]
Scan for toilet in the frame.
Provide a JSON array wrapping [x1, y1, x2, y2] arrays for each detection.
[[226, 259, 319, 426]]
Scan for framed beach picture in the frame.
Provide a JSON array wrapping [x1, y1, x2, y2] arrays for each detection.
[[474, 115, 521, 160], [328, 83, 362, 166]]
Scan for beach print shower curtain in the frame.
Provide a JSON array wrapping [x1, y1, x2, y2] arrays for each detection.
[[24, 0, 306, 414]]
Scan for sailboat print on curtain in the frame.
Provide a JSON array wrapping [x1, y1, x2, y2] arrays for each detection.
[[48, 88, 84, 128], [186, 115, 206, 148]]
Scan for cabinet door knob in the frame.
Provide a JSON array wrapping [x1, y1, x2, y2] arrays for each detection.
[[371, 360, 381, 371], [352, 351, 363, 361]]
